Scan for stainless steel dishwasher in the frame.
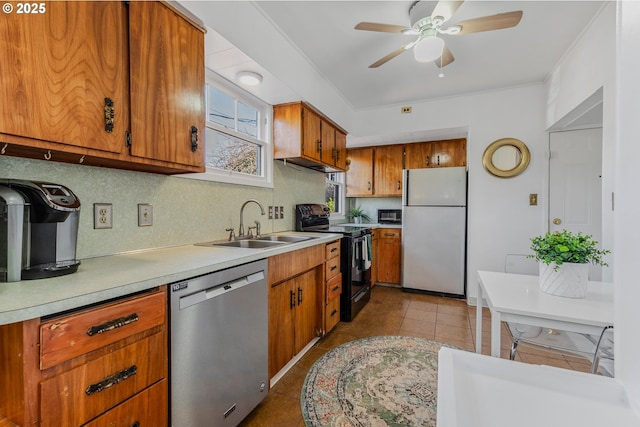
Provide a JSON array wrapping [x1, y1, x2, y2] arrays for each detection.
[[170, 259, 268, 427]]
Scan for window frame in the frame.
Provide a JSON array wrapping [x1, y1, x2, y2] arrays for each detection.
[[326, 172, 346, 220], [177, 69, 273, 188]]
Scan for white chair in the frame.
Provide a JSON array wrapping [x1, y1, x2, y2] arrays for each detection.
[[504, 254, 613, 376]]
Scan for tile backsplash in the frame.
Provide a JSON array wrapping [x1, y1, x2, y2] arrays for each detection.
[[0, 157, 325, 259]]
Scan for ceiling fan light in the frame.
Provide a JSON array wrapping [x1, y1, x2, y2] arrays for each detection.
[[236, 71, 263, 86], [413, 37, 445, 63]]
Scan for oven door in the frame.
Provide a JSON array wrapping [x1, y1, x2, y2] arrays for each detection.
[[350, 234, 371, 294]]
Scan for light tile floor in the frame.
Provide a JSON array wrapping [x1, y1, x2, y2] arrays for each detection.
[[239, 285, 593, 426]]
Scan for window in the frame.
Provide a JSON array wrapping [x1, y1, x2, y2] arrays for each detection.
[[326, 172, 346, 219], [179, 70, 273, 187]]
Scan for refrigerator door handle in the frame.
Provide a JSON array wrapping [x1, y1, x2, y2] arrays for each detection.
[[402, 169, 409, 206]]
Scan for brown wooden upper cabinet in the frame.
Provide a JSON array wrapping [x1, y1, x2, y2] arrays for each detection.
[[273, 102, 348, 172], [374, 145, 405, 197], [346, 138, 466, 197], [0, 1, 205, 174], [345, 147, 374, 197], [405, 138, 467, 169]]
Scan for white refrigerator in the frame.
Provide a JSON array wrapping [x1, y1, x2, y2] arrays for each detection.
[[401, 167, 467, 296]]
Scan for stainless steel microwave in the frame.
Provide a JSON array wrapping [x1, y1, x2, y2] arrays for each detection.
[[377, 209, 401, 224]]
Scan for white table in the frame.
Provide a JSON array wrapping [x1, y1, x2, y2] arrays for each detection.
[[475, 270, 614, 357]]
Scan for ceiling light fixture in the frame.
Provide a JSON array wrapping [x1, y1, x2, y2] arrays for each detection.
[[413, 36, 445, 63], [236, 71, 263, 86]]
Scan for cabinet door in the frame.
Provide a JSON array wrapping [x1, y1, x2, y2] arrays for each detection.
[[268, 281, 296, 379], [405, 142, 433, 169], [334, 130, 348, 171], [321, 120, 336, 165], [301, 107, 322, 161], [374, 145, 405, 196], [128, 1, 204, 168], [0, 1, 127, 153], [346, 148, 374, 196], [294, 269, 319, 354], [377, 229, 401, 285], [431, 138, 467, 167]]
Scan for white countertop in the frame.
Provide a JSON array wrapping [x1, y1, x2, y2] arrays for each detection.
[[437, 347, 640, 426], [0, 232, 341, 325], [337, 223, 402, 229]]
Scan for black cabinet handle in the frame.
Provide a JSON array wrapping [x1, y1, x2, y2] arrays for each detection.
[[290, 290, 296, 309], [330, 309, 338, 317], [85, 365, 137, 395], [332, 285, 340, 292], [104, 98, 114, 133], [330, 265, 337, 271], [130, 422, 140, 427], [87, 313, 138, 336], [330, 247, 338, 253], [298, 287, 303, 305], [191, 126, 199, 152]]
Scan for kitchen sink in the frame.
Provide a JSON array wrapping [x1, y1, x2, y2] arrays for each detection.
[[255, 235, 312, 243], [197, 239, 285, 249]]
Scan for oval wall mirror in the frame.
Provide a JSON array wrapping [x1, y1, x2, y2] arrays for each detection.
[[482, 138, 530, 178]]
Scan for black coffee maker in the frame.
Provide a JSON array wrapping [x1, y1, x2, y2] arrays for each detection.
[[0, 179, 81, 281]]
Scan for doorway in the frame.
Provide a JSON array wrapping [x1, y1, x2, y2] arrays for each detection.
[[549, 128, 603, 280]]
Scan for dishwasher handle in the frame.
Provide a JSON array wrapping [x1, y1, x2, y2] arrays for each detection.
[[179, 270, 265, 310]]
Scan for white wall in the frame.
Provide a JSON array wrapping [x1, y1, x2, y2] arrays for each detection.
[[614, 0, 640, 411], [351, 85, 547, 301], [544, 2, 616, 281]]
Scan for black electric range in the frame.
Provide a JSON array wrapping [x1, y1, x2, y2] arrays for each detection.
[[295, 204, 372, 321]]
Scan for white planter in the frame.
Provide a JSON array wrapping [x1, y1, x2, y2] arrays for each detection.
[[539, 262, 590, 298], [354, 217, 362, 224]]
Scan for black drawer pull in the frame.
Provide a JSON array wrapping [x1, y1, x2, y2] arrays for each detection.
[[298, 287, 303, 305], [130, 422, 140, 427], [330, 247, 338, 253], [85, 365, 137, 395], [87, 313, 139, 336], [384, 233, 395, 237], [330, 309, 338, 317], [104, 98, 114, 133], [332, 285, 340, 292], [290, 290, 296, 309], [330, 265, 338, 271]]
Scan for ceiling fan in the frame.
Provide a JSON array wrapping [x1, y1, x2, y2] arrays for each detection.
[[355, 0, 523, 68]]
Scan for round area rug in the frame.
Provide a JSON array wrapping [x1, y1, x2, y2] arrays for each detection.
[[301, 336, 454, 427]]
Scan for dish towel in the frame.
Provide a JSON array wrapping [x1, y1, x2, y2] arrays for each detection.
[[362, 234, 372, 270]]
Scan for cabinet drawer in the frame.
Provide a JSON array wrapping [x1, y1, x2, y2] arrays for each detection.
[[325, 256, 341, 280], [326, 273, 342, 302], [325, 240, 340, 259], [325, 297, 340, 332], [40, 332, 166, 427], [380, 229, 401, 239], [40, 291, 165, 369], [82, 379, 167, 427]]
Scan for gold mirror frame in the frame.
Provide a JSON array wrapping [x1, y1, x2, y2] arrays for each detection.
[[482, 138, 531, 178]]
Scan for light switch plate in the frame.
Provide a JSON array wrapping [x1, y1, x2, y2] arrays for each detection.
[[138, 204, 153, 227]]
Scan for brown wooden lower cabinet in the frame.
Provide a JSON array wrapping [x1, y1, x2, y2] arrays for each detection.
[[268, 246, 324, 380], [0, 287, 168, 427], [377, 228, 402, 286]]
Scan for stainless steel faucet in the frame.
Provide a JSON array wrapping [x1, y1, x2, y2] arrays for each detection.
[[239, 199, 265, 238]]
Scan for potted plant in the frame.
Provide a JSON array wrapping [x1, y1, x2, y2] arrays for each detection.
[[528, 230, 610, 298], [348, 206, 371, 224]]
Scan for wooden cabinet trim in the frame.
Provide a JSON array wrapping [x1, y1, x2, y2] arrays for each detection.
[[268, 245, 324, 285]]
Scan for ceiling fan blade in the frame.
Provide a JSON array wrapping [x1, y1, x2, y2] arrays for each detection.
[[369, 46, 408, 68], [436, 45, 455, 68], [431, 1, 464, 22], [355, 22, 410, 34], [455, 11, 523, 35]]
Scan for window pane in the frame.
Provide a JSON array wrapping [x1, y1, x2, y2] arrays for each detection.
[[325, 181, 340, 213], [237, 102, 259, 139], [207, 86, 235, 130], [205, 128, 262, 176]]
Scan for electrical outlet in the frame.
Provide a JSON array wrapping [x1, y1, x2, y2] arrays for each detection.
[[279, 206, 284, 219], [138, 204, 153, 227], [268, 206, 274, 220], [94, 203, 112, 229]]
